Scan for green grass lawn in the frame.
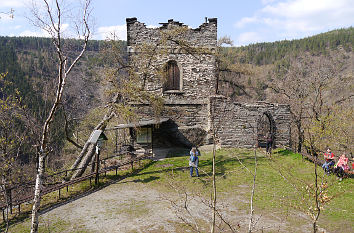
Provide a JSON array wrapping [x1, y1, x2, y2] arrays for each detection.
[[4, 148, 353, 232], [125, 148, 354, 232]]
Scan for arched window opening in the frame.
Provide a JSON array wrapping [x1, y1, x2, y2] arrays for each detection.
[[163, 60, 180, 91], [257, 112, 276, 148]]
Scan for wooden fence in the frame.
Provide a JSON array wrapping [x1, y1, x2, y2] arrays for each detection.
[[0, 151, 151, 220]]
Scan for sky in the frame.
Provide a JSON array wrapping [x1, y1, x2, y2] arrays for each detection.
[[0, 0, 353, 46]]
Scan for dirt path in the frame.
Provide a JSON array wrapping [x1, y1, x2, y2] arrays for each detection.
[[39, 181, 177, 232], [26, 176, 328, 233]]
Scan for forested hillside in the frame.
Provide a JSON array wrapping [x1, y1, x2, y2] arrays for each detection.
[[0, 37, 106, 111], [0, 37, 109, 164], [0, 27, 353, 163], [1, 27, 353, 112], [233, 27, 354, 65]]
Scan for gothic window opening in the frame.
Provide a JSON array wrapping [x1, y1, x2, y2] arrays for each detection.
[[257, 112, 276, 148], [163, 60, 180, 91]]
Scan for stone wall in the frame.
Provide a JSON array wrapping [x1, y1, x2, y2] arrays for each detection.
[[134, 96, 291, 149], [127, 18, 217, 48], [133, 101, 209, 147], [134, 102, 208, 128], [126, 18, 291, 149], [126, 18, 217, 101], [211, 96, 291, 148]]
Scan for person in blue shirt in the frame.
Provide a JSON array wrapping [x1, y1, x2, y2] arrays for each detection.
[[189, 147, 199, 177]]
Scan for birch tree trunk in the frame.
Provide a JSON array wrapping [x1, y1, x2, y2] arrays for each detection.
[[30, 155, 45, 232], [248, 147, 257, 233], [0, 182, 10, 233], [29, 1, 91, 231], [210, 106, 217, 233]]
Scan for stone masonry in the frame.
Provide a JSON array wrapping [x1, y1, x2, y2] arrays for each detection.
[[211, 96, 291, 148], [126, 17, 291, 148]]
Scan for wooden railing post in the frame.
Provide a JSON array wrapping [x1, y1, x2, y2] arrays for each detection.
[[104, 160, 106, 177], [115, 129, 118, 153], [7, 188, 12, 215], [95, 148, 100, 185]]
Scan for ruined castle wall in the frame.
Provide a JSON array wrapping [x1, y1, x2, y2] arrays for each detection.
[[133, 102, 209, 147], [134, 101, 209, 129], [126, 18, 291, 149], [127, 18, 217, 48], [211, 96, 291, 148], [126, 18, 217, 101]]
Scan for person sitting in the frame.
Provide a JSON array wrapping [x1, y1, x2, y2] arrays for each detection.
[[322, 148, 335, 174], [334, 154, 349, 179], [189, 147, 199, 177]]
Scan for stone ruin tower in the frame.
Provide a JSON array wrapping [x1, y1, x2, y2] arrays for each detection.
[[126, 17, 291, 150]]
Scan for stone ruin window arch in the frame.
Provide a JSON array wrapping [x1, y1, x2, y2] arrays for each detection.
[[257, 112, 276, 148], [163, 60, 181, 92]]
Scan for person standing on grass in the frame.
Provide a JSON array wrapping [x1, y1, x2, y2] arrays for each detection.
[[322, 148, 335, 174], [189, 147, 199, 177], [266, 133, 273, 154]]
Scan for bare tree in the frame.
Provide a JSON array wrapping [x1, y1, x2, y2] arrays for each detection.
[[267, 54, 353, 232], [232, 122, 260, 233], [266, 148, 336, 233], [163, 171, 239, 233], [301, 84, 351, 232], [216, 36, 253, 98], [0, 73, 26, 233], [210, 108, 217, 233], [268, 55, 339, 153], [0, 8, 14, 19], [28, 0, 92, 232]]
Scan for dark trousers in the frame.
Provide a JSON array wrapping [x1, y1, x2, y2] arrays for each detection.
[[334, 167, 345, 177], [266, 141, 272, 153]]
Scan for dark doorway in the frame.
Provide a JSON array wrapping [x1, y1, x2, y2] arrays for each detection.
[[257, 112, 276, 148]]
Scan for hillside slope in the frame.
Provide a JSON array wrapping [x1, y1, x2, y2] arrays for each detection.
[[8, 148, 354, 232], [218, 27, 353, 102], [234, 27, 354, 66]]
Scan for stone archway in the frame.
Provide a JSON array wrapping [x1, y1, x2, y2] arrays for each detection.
[[257, 112, 276, 148]]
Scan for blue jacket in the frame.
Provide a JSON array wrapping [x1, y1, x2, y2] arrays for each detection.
[[189, 150, 199, 167]]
